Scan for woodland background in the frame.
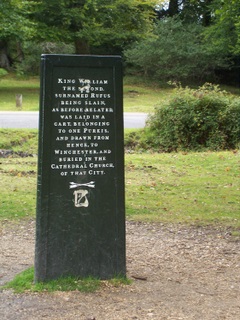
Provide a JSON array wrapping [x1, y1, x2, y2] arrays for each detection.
[[0, 0, 239, 85]]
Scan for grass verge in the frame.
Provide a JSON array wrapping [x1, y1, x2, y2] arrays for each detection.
[[0, 157, 37, 220], [125, 151, 240, 227], [1, 130, 240, 226], [0, 130, 38, 219], [0, 74, 40, 111], [0, 74, 170, 113], [0, 74, 239, 112], [0, 129, 38, 153], [2, 267, 131, 293], [0, 129, 239, 228], [123, 76, 172, 113]]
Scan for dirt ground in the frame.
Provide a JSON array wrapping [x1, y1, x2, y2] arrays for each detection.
[[0, 219, 240, 320]]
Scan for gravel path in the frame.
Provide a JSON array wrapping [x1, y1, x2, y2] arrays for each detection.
[[1, 219, 240, 320]]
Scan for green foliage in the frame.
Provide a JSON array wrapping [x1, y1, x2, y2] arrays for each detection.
[[204, 0, 240, 56], [155, 0, 213, 26], [144, 83, 240, 152], [1, 0, 155, 74], [14, 41, 75, 76], [124, 129, 147, 151], [0, 68, 8, 76], [29, 0, 155, 54], [124, 17, 228, 83], [0, 0, 240, 83], [0, 0, 35, 40], [1, 0, 240, 82], [0, 68, 8, 77]]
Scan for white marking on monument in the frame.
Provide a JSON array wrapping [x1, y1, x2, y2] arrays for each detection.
[[69, 181, 95, 189], [70, 181, 95, 208], [74, 189, 89, 207]]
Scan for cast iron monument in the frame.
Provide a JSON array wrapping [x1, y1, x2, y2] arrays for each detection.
[[35, 55, 125, 281]]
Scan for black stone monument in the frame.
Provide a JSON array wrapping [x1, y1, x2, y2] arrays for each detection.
[[35, 55, 125, 281]]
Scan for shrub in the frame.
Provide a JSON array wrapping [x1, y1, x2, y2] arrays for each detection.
[[143, 83, 240, 152], [124, 129, 148, 152], [0, 68, 8, 78]]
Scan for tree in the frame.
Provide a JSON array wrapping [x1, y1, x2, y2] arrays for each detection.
[[155, 0, 240, 46], [204, 0, 240, 56], [30, 0, 156, 54], [202, 0, 240, 84], [0, 0, 156, 73], [155, 0, 214, 26], [124, 17, 228, 83], [0, 0, 35, 69], [127, 0, 239, 84]]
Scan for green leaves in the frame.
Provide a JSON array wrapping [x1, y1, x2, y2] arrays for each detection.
[[0, 0, 36, 40], [145, 84, 240, 151], [204, 0, 240, 56], [26, 0, 155, 52], [124, 17, 228, 83]]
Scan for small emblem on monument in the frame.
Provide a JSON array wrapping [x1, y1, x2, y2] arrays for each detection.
[[69, 181, 95, 208], [73, 189, 89, 207]]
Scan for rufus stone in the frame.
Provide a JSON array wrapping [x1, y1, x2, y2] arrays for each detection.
[[35, 55, 125, 282]]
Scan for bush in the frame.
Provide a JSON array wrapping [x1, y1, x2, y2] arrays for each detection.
[[124, 129, 148, 152], [143, 83, 240, 152], [0, 68, 8, 78]]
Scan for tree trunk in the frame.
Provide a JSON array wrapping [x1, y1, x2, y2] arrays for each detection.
[[168, 0, 179, 17], [16, 42, 24, 63], [0, 41, 11, 70], [202, 0, 213, 27], [75, 39, 90, 54]]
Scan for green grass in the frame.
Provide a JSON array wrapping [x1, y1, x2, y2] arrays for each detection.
[[123, 78, 172, 113], [125, 151, 240, 227], [123, 75, 240, 112], [0, 74, 40, 111], [0, 129, 38, 153], [0, 74, 170, 113], [2, 267, 131, 293], [2, 267, 101, 293], [0, 74, 239, 113], [0, 129, 239, 228], [0, 157, 37, 220], [0, 129, 38, 219]]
